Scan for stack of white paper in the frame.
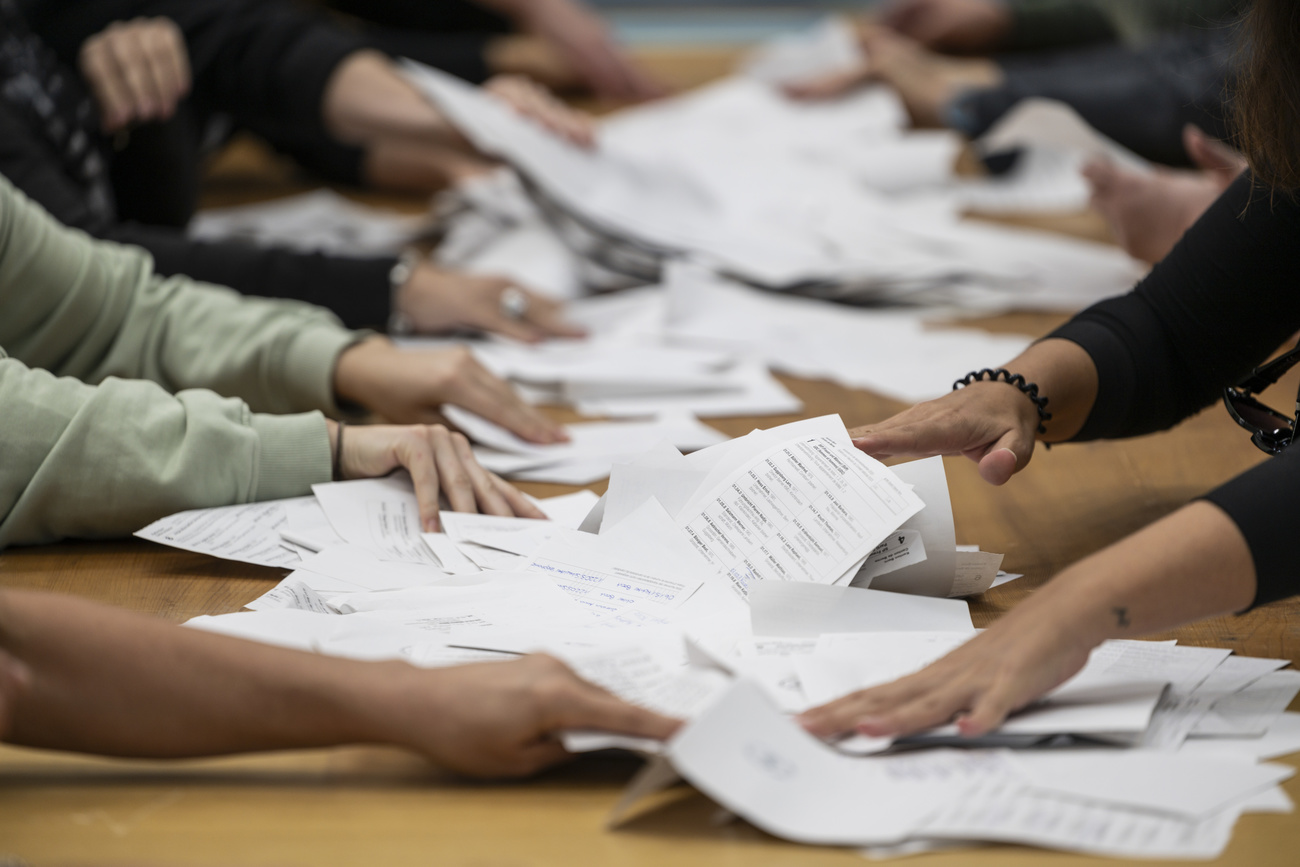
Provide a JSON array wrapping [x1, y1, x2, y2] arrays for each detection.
[[406, 59, 1144, 303], [136, 420, 1298, 862]]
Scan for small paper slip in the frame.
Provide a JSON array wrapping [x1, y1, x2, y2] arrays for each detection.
[[678, 433, 924, 597], [949, 550, 1006, 597]]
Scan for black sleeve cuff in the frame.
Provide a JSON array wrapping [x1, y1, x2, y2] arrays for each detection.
[[1201, 447, 1300, 609], [108, 223, 396, 330]]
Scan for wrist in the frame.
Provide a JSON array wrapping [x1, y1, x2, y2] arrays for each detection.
[[991, 340, 1099, 442], [333, 336, 394, 409]]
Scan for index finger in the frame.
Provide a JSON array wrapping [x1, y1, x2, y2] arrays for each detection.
[[456, 365, 568, 444], [395, 428, 444, 532], [551, 682, 682, 741]]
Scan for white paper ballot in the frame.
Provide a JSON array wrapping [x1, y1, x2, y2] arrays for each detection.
[[856, 456, 957, 597], [1012, 751, 1293, 820], [136, 498, 308, 568], [439, 512, 559, 557], [525, 500, 710, 614], [749, 582, 974, 637], [679, 433, 924, 597], [245, 577, 333, 614], [662, 680, 1019, 846], [533, 489, 601, 527], [312, 475, 439, 566]]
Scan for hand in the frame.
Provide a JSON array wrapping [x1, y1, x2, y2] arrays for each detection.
[[484, 75, 597, 148], [785, 25, 1002, 127], [78, 17, 191, 133], [381, 654, 680, 777], [328, 420, 544, 531], [510, 0, 665, 101], [1083, 128, 1243, 265], [877, 0, 1013, 54], [849, 380, 1041, 485], [333, 337, 568, 444], [397, 264, 587, 343], [798, 613, 1091, 739], [0, 648, 30, 736]]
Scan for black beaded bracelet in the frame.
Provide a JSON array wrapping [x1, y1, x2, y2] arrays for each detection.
[[333, 421, 346, 481], [953, 368, 1053, 435]]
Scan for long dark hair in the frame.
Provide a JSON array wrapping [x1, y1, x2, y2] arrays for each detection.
[[1236, 0, 1300, 191]]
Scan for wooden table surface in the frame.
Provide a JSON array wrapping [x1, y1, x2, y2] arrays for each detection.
[[3, 44, 1299, 867]]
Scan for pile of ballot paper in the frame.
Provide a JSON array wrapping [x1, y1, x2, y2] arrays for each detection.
[[138, 415, 1299, 859], [401, 20, 1145, 308]]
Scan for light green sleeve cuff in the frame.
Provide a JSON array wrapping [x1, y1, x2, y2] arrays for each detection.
[[250, 411, 333, 501], [280, 326, 373, 417]]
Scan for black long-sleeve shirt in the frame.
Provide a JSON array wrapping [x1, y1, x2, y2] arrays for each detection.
[[1051, 173, 1300, 606], [0, 0, 397, 328]]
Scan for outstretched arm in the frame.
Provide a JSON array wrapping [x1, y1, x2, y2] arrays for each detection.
[[0, 589, 677, 777], [800, 498, 1256, 739]]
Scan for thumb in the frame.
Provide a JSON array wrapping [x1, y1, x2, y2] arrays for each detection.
[[973, 427, 1034, 485]]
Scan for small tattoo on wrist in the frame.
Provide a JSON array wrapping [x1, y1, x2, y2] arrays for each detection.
[[1112, 607, 1130, 628]]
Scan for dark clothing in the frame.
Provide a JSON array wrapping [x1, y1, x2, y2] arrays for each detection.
[[0, 0, 396, 328], [1050, 173, 1300, 607], [323, 0, 509, 84], [20, 0, 374, 190], [952, 25, 1237, 166]]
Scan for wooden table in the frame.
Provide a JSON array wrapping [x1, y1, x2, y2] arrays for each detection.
[[3, 44, 1300, 867]]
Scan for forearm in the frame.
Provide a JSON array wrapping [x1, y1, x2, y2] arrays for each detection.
[[321, 50, 462, 148], [0, 356, 331, 547], [1001, 500, 1255, 652], [994, 336, 1099, 441], [0, 589, 400, 757], [1052, 174, 1300, 441]]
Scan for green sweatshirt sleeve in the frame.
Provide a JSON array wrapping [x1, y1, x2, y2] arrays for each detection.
[[1004, 0, 1242, 50], [0, 175, 357, 547]]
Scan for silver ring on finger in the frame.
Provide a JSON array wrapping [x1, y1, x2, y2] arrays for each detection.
[[499, 286, 529, 321]]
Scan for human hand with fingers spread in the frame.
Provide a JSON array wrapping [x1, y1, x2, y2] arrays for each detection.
[[849, 337, 1099, 485], [333, 337, 567, 445], [78, 17, 190, 133], [396, 264, 586, 343], [327, 420, 544, 531], [799, 498, 1255, 740]]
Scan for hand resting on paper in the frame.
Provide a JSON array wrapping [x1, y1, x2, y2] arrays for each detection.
[[333, 337, 568, 444], [799, 500, 1256, 739], [848, 336, 1099, 485], [326, 419, 545, 532], [0, 589, 679, 777], [396, 264, 586, 343]]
